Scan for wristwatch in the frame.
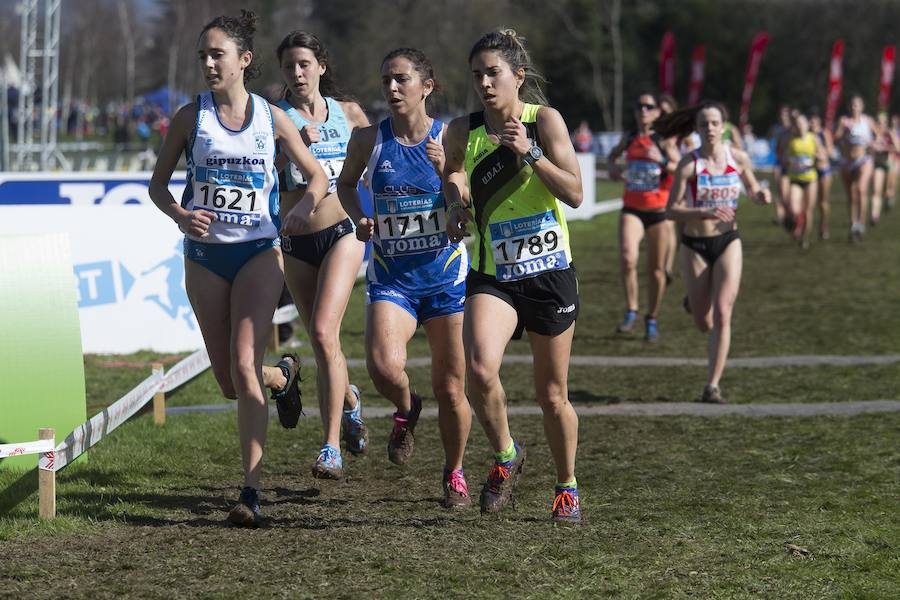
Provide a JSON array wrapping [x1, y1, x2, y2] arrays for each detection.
[[522, 145, 543, 166]]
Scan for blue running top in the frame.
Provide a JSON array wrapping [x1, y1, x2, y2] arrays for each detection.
[[277, 96, 352, 193], [364, 118, 468, 295]]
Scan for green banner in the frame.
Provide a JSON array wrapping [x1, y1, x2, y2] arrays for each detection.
[[0, 233, 86, 471]]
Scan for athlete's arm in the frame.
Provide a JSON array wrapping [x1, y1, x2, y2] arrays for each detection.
[[660, 137, 681, 174], [336, 125, 377, 241], [833, 117, 847, 143], [516, 106, 583, 207], [605, 134, 629, 181], [426, 123, 448, 177], [148, 103, 215, 238], [735, 149, 771, 205], [443, 116, 473, 244], [340, 101, 371, 131], [272, 106, 329, 236]]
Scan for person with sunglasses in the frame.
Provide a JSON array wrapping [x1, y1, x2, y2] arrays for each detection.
[[606, 92, 680, 341]]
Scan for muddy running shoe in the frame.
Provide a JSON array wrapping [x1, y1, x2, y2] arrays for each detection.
[[645, 317, 659, 342], [551, 486, 582, 525], [480, 442, 526, 515], [616, 310, 638, 333], [442, 468, 472, 510], [271, 353, 301, 428], [228, 486, 261, 528], [701, 384, 725, 404], [387, 393, 422, 465], [342, 384, 369, 455], [311, 444, 343, 480]]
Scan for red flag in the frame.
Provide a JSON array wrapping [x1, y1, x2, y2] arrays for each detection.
[[879, 45, 896, 111], [688, 45, 706, 106], [825, 39, 845, 130], [659, 31, 676, 96], [739, 32, 770, 128]]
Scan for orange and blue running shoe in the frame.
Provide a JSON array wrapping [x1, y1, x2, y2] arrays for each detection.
[[480, 442, 526, 515], [551, 486, 582, 525]]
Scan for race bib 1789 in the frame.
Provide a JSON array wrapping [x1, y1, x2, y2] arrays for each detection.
[[490, 210, 568, 281]]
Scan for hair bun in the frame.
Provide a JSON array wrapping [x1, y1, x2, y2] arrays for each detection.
[[239, 9, 258, 35]]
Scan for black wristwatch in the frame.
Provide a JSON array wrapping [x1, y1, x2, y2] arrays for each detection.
[[522, 145, 543, 166]]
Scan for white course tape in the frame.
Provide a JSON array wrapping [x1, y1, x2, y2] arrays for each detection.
[[272, 304, 299, 325], [52, 370, 164, 471], [0, 439, 55, 459], [162, 349, 211, 393]]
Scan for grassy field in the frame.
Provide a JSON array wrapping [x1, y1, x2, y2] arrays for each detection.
[[1, 177, 899, 598]]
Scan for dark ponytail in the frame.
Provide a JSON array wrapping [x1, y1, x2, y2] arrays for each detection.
[[200, 9, 260, 82], [654, 100, 728, 139]]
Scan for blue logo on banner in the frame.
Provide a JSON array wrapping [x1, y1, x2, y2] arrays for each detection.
[[75, 261, 133, 307], [141, 243, 196, 330]]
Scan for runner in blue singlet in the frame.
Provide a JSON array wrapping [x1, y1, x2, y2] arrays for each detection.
[[338, 48, 473, 509]]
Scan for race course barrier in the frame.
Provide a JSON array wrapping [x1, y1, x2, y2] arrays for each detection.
[[3, 348, 213, 519]]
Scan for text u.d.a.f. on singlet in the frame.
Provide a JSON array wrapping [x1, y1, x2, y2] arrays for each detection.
[[463, 104, 573, 282], [687, 146, 743, 209], [364, 117, 468, 294], [623, 132, 671, 211], [181, 92, 279, 244], [276, 96, 351, 194]]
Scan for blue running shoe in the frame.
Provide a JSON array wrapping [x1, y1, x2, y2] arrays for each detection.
[[551, 486, 582, 525], [616, 309, 638, 333], [311, 444, 344, 480], [645, 317, 659, 342], [342, 384, 369, 455], [228, 486, 261, 527]]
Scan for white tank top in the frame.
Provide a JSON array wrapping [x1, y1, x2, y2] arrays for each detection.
[[847, 117, 874, 146], [182, 92, 280, 244]]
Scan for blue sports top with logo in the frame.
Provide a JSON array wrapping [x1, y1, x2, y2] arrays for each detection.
[[365, 118, 468, 295], [277, 96, 351, 194], [687, 146, 743, 210], [182, 92, 280, 244]]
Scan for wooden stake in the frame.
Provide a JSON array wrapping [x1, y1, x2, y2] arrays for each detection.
[[270, 323, 280, 353], [38, 428, 56, 519], [152, 363, 166, 425]]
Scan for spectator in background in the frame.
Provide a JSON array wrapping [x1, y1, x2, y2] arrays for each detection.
[[572, 120, 593, 153]]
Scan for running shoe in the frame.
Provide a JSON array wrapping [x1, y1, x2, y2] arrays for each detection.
[[342, 384, 369, 455], [819, 227, 830, 241], [701, 384, 725, 404], [442, 468, 472, 510], [387, 392, 422, 465], [551, 486, 582, 525], [616, 310, 638, 333], [228, 486, 261, 528], [311, 444, 344, 480], [480, 441, 526, 515], [645, 317, 659, 342], [270, 353, 301, 429]]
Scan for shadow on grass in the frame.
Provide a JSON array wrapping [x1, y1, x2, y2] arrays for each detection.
[[0, 468, 37, 516]]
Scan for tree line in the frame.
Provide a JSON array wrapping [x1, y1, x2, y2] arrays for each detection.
[[2, 0, 899, 133]]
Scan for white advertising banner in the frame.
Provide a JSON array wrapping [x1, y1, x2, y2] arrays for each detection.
[[0, 204, 203, 353]]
